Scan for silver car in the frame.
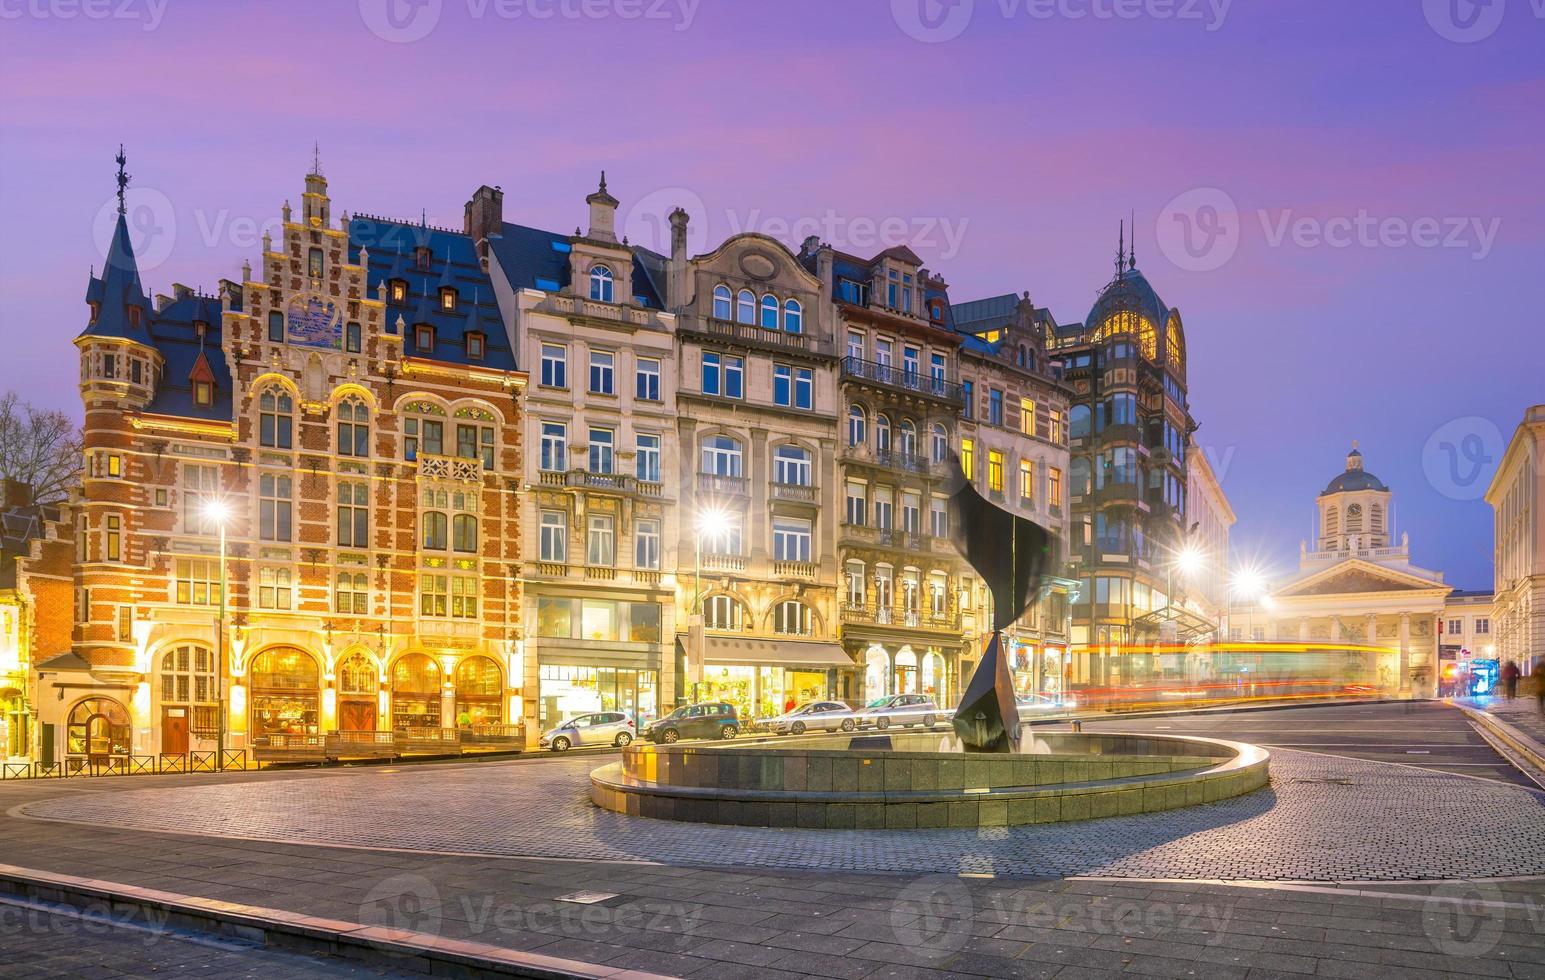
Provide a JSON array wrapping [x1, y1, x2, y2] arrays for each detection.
[[539, 711, 635, 751], [856, 694, 944, 730], [766, 701, 856, 735]]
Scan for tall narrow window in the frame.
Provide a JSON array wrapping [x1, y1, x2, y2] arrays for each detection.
[[736, 289, 755, 324], [259, 473, 292, 541], [784, 299, 803, 334], [712, 284, 732, 320], [1020, 397, 1036, 436], [105, 515, 121, 562], [337, 397, 369, 457], [183, 464, 219, 535], [848, 405, 867, 447], [988, 450, 1005, 494], [307, 247, 323, 279], [259, 388, 293, 449], [539, 510, 567, 562], [421, 509, 448, 551], [760, 294, 779, 329], [588, 350, 615, 394], [337, 481, 369, 547], [634, 519, 660, 570], [345, 320, 362, 353], [268, 311, 284, 343], [540, 422, 567, 472], [588, 428, 614, 474], [540, 343, 567, 388], [636, 434, 661, 482], [587, 514, 615, 566], [635, 358, 661, 401], [452, 514, 478, 553]]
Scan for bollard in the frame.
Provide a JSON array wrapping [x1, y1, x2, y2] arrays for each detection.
[[1070, 720, 1082, 733]]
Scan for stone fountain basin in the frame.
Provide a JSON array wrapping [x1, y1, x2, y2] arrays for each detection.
[[590, 731, 1270, 829]]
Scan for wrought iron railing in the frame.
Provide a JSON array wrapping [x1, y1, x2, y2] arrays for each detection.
[[841, 356, 964, 404]]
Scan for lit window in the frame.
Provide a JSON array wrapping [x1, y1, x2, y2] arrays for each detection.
[[1020, 397, 1036, 436], [961, 438, 975, 480], [440, 287, 457, 311], [1020, 459, 1034, 503], [258, 567, 293, 610]]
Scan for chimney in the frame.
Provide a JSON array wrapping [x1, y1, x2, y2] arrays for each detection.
[[668, 207, 690, 309], [2, 478, 32, 510], [464, 184, 504, 260], [585, 172, 619, 243]]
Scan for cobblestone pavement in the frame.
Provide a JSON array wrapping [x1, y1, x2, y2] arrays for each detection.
[[15, 745, 1545, 881], [0, 897, 412, 978]]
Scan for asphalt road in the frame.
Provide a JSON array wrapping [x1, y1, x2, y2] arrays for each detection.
[[1087, 700, 1544, 789]]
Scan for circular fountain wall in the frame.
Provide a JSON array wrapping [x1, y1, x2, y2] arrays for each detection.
[[590, 731, 1270, 829]]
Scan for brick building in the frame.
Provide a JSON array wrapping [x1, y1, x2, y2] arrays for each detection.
[[39, 155, 526, 767]]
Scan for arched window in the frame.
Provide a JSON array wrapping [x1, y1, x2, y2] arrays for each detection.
[[454, 656, 503, 727], [773, 445, 812, 486], [452, 514, 478, 553], [735, 289, 755, 324], [67, 697, 131, 759], [876, 414, 892, 453], [337, 652, 378, 732], [422, 511, 448, 550], [402, 401, 446, 461], [391, 653, 441, 729], [704, 594, 746, 630], [700, 434, 743, 477], [848, 405, 867, 447], [337, 395, 369, 457], [899, 419, 918, 456], [159, 644, 217, 741], [712, 284, 732, 320], [760, 294, 779, 329], [249, 648, 319, 739], [784, 298, 803, 334], [1018, 345, 1027, 367], [1069, 404, 1092, 440], [773, 600, 813, 636], [1166, 312, 1185, 371], [931, 423, 948, 463], [258, 387, 293, 449], [589, 264, 614, 302]]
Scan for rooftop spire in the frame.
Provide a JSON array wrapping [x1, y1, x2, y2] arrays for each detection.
[[309, 141, 323, 178], [1128, 209, 1137, 270], [1114, 220, 1126, 279], [114, 144, 130, 215]]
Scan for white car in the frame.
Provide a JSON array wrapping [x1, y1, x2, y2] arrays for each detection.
[[539, 711, 635, 751], [856, 694, 944, 730], [766, 701, 856, 735]]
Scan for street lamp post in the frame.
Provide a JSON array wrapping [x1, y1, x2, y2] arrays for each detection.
[[204, 500, 231, 765]]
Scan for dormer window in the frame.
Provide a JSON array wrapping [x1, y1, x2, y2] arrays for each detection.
[[89, 301, 101, 323], [466, 332, 485, 360], [127, 306, 142, 328], [415, 325, 435, 351], [193, 319, 208, 339], [307, 247, 324, 279], [390, 279, 407, 303], [194, 381, 214, 407], [589, 264, 614, 303], [929, 301, 943, 322], [439, 287, 457, 311], [414, 247, 432, 272]]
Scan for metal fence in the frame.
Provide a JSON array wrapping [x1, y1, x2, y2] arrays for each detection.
[[0, 749, 251, 780]]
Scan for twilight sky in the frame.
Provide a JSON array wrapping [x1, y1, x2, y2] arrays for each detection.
[[2, 0, 1540, 590]]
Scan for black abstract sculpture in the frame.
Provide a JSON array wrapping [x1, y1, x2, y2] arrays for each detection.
[[947, 455, 1055, 752]]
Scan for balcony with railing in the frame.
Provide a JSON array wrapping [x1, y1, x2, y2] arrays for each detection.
[[838, 523, 931, 553], [530, 560, 667, 587], [770, 481, 819, 503], [535, 292, 671, 330], [700, 552, 746, 573], [697, 472, 750, 496], [684, 317, 836, 356], [417, 454, 484, 483], [840, 602, 961, 632], [840, 443, 945, 477], [772, 559, 819, 580], [840, 356, 965, 406], [537, 468, 664, 498]]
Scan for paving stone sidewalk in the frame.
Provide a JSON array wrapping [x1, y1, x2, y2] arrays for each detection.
[[1467, 695, 1545, 747]]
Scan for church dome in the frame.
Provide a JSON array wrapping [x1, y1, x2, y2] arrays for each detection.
[[1086, 266, 1168, 330], [1320, 445, 1388, 495]]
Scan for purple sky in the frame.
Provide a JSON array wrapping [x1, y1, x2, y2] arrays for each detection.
[[2, 0, 1540, 590]]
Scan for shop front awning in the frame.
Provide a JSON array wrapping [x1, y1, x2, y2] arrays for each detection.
[[692, 636, 856, 669]]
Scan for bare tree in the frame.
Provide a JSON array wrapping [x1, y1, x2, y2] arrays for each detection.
[[0, 392, 82, 504]]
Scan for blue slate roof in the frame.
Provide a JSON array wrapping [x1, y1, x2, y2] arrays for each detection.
[[81, 212, 153, 342], [142, 292, 234, 420], [348, 216, 517, 371], [486, 222, 664, 309], [1087, 266, 1169, 328]]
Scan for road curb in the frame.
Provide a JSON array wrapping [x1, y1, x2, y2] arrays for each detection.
[[0, 863, 674, 980], [1026, 696, 1419, 727], [1457, 703, 1545, 774]]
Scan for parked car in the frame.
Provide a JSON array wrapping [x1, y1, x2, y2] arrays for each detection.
[[856, 694, 943, 730], [642, 702, 739, 744], [540, 711, 635, 751], [1014, 693, 1078, 713], [766, 700, 856, 735]]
